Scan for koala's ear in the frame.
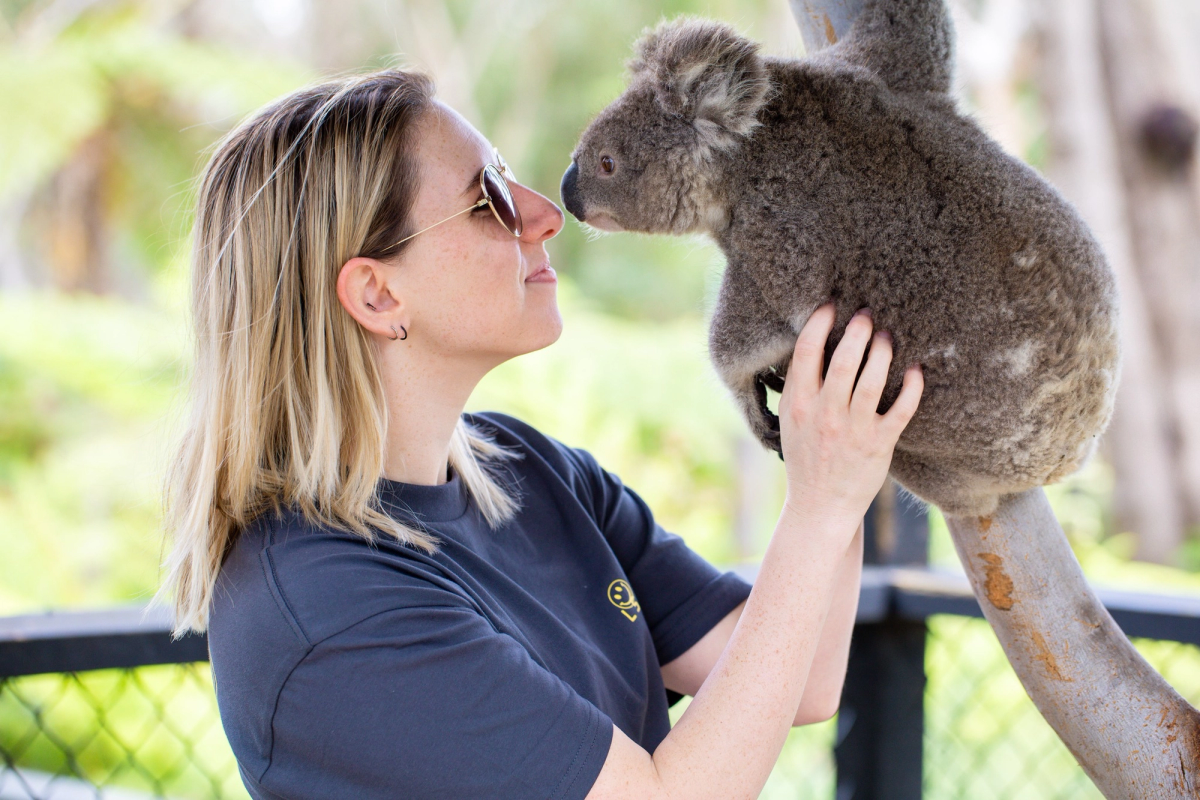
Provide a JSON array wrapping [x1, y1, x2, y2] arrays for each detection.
[[631, 17, 770, 148]]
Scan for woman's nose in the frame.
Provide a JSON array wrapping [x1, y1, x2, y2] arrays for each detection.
[[514, 183, 565, 243]]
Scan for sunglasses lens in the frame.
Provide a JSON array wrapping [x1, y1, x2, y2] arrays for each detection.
[[482, 164, 523, 237]]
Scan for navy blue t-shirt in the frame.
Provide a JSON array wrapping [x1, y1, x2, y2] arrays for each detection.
[[207, 411, 753, 800]]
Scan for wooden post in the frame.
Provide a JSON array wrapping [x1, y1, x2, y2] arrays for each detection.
[[836, 483, 929, 799]]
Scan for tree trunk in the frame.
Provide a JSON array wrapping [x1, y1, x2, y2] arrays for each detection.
[[1096, 0, 1200, 532], [37, 130, 112, 294], [1034, 0, 1184, 562], [0, 191, 33, 291], [792, 1, 1200, 796]]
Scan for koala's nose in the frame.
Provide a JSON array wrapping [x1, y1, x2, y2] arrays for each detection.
[[560, 161, 584, 221]]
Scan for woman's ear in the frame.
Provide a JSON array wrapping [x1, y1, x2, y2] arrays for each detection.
[[337, 256, 407, 337]]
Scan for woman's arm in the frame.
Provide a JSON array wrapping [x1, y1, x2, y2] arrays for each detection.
[[792, 520, 863, 723], [659, 520, 864, 725], [584, 305, 923, 800]]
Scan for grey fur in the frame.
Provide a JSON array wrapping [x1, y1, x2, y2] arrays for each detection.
[[561, 1, 1120, 518]]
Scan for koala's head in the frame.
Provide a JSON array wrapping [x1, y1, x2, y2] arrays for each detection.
[[561, 18, 771, 235]]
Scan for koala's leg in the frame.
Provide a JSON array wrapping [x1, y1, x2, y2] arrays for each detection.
[[823, 0, 954, 95], [709, 264, 800, 456]]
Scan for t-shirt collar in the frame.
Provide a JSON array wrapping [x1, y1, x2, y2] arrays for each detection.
[[376, 463, 470, 523]]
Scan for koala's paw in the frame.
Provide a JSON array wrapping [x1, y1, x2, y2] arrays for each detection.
[[752, 371, 784, 460]]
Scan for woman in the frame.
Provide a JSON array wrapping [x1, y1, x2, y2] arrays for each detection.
[[155, 69, 922, 800]]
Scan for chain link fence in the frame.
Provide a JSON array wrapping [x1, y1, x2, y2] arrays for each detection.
[[3, 596, 1199, 799], [0, 664, 244, 799], [924, 615, 1200, 800]]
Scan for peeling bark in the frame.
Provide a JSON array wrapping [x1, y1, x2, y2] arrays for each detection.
[[947, 491, 1200, 799]]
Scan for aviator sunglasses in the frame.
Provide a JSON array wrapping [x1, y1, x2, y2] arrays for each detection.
[[392, 149, 524, 248]]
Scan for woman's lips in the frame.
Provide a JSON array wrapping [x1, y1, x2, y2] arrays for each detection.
[[525, 263, 557, 283]]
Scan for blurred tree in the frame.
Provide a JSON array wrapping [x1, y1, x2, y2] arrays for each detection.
[[1031, 0, 1200, 563], [0, 0, 309, 294]]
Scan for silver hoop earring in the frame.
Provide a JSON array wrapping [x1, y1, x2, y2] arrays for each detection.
[[389, 325, 408, 341]]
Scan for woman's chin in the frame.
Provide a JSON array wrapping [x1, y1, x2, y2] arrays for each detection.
[[525, 310, 563, 353]]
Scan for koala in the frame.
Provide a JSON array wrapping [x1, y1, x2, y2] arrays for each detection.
[[560, 0, 1120, 518]]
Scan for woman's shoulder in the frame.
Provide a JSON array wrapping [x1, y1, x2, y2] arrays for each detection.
[[210, 505, 475, 653], [205, 506, 471, 783]]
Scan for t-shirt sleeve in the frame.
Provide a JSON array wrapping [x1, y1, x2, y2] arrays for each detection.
[[567, 446, 754, 668], [255, 605, 613, 800]]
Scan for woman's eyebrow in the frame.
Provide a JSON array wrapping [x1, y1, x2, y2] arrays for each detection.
[[462, 166, 483, 197]]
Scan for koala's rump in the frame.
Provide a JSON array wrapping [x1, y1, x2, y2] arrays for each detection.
[[725, 67, 1120, 509]]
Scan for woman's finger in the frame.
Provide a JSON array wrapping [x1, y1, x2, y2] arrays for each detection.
[[823, 310, 875, 406], [880, 364, 924, 441], [786, 303, 836, 398], [849, 330, 894, 420]]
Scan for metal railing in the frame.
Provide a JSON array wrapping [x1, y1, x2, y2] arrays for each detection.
[[4, 569, 1200, 799], [6, 485, 1200, 800], [0, 609, 229, 800]]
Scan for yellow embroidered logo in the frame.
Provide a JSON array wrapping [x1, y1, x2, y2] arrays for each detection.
[[607, 579, 641, 622]]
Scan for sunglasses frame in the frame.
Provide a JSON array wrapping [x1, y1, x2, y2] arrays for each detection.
[[391, 150, 523, 249]]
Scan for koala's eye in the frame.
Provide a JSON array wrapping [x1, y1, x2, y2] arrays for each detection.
[[600, 155, 615, 174]]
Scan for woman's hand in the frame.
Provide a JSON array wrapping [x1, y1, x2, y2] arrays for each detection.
[[778, 303, 923, 529]]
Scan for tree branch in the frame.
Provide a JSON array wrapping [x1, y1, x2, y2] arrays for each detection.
[[948, 491, 1200, 799], [788, 0, 866, 53]]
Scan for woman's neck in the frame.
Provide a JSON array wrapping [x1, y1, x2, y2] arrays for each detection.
[[378, 345, 497, 486]]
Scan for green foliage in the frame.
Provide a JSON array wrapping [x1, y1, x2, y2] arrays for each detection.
[[0, 666, 248, 799], [0, 43, 110, 199], [0, 6, 310, 279], [0, 281, 771, 615], [0, 355, 52, 482], [0, 289, 187, 612]]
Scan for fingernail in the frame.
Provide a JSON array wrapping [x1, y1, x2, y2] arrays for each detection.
[[878, 330, 892, 343], [853, 307, 872, 319]]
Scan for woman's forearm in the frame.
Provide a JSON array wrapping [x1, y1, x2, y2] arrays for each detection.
[[587, 307, 923, 800], [649, 505, 860, 799], [793, 520, 864, 724]]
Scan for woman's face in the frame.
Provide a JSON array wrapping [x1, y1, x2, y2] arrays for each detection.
[[390, 101, 565, 367]]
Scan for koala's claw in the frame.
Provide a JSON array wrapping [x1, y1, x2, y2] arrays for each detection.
[[759, 365, 786, 394]]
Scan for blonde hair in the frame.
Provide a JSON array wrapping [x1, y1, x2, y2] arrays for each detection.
[[153, 69, 521, 637]]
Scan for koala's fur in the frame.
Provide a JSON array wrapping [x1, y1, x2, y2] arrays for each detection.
[[560, 0, 1120, 517]]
